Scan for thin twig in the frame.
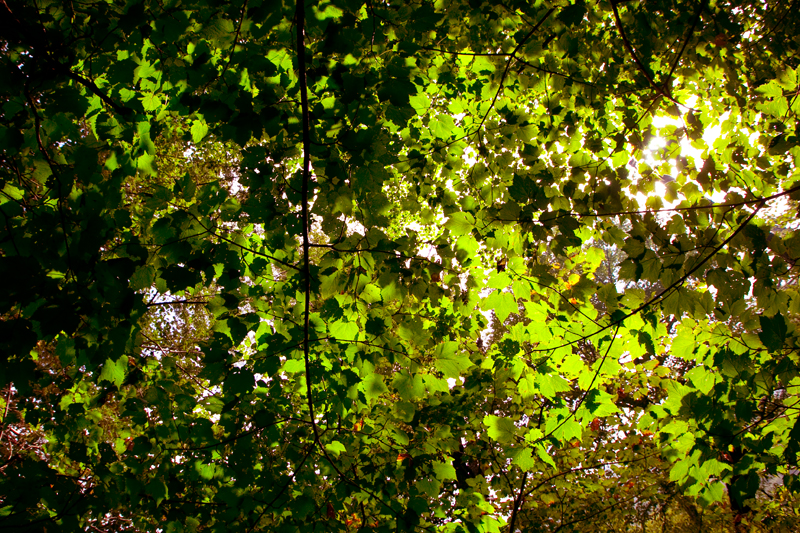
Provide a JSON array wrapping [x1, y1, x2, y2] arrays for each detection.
[[471, 7, 556, 141], [145, 299, 209, 307], [531, 200, 766, 352], [185, 212, 300, 271], [24, 87, 74, 279], [536, 324, 621, 444], [537, 183, 800, 221], [218, 0, 249, 83], [522, 449, 663, 499], [507, 471, 528, 533]]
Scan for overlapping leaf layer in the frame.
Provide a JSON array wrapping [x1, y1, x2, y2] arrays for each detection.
[[1, 0, 800, 531]]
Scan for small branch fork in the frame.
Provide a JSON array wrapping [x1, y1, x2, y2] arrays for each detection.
[[535, 325, 622, 446]]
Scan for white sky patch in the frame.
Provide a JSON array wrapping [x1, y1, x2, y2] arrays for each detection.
[[345, 215, 367, 235], [636, 108, 728, 210], [647, 106, 797, 225]]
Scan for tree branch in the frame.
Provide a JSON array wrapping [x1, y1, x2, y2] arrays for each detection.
[[64, 71, 134, 117], [611, 0, 683, 107], [664, 0, 707, 87], [544, 182, 800, 220]]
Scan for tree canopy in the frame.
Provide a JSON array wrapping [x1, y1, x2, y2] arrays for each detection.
[[2, 0, 800, 531]]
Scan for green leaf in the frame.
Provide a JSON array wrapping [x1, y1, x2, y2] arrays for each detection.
[[394, 400, 416, 422], [558, 3, 586, 26], [325, 440, 346, 457], [445, 212, 475, 236], [329, 319, 359, 339], [534, 444, 556, 467], [191, 120, 209, 143], [409, 93, 430, 113], [481, 290, 517, 323], [140, 93, 162, 112], [359, 372, 388, 403], [99, 356, 128, 388], [509, 447, 535, 470], [202, 18, 235, 47], [758, 312, 787, 352], [583, 389, 620, 418], [381, 79, 417, 107], [434, 341, 471, 379], [671, 326, 697, 360], [536, 373, 571, 399], [227, 369, 255, 394], [484, 415, 517, 444], [145, 479, 168, 506], [685, 366, 716, 395], [433, 461, 457, 481], [137, 152, 157, 175], [431, 113, 456, 139], [195, 461, 220, 480], [129, 266, 155, 290], [393, 371, 425, 401], [283, 358, 305, 373]]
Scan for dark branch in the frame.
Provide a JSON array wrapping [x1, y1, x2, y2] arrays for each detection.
[[611, 0, 684, 107], [471, 7, 556, 141], [507, 471, 528, 533], [295, 0, 319, 449], [64, 71, 134, 117]]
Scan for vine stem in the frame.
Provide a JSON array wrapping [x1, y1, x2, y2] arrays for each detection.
[[294, 0, 319, 446], [291, 6, 418, 526]]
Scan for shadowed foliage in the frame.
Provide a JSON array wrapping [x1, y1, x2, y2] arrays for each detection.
[[1, 0, 800, 531]]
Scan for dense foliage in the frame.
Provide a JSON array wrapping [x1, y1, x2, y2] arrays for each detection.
[[2, 0, 800, 531]]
